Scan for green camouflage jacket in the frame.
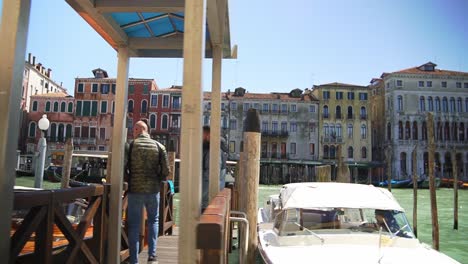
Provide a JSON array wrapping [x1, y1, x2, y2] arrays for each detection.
[[126, 133, 169, 193]]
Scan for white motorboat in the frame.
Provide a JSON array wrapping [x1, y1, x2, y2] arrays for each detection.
[[257, 182, 460, 264]]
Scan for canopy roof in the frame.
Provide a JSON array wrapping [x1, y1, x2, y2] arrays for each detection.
[[66, 0, 232, 58], [279, 182, 404, 211]]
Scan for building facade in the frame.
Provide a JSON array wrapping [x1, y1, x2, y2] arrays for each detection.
[[73, 69, 157, 151], [382, 62, 468, 180], [202, 87, 320, 183], [312, 82, 373, 180], [26, 92, 75, 165]]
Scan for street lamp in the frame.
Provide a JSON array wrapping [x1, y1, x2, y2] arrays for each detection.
[[34, 114, 50, 188]]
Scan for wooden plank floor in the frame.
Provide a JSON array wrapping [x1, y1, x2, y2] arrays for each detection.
[[137, 227, 179, 263]]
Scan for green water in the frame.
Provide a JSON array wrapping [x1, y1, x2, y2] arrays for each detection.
[[257, 185, 468, 263]]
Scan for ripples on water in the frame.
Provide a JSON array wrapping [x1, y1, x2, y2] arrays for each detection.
[[257, 185, 468, 263]]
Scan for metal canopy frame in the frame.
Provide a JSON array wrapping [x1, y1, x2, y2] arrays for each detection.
[[65, 0, 232, 58], [0, 0, 234, 263]]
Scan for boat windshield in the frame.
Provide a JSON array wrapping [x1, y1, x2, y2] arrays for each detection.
[[274, 208, 415, 238]]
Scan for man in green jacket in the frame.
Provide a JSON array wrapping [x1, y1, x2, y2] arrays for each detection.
[[126, 120, 169, 264]]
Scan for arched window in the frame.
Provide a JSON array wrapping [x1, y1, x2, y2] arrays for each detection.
[[50, 123, 57, 141], [323, 145, 329, 158], [360, 124, 367, 139], [336, 106, 342, 119], [387, 122, 391, 141], [444, 122, 450, 141], [128, 100, 134, 112], [141, 100, 148, 113], [419, 96, 425, 111], [28, 122, 36, 138], [347, 106, 353, 119], [457, 98, 462, 112], [53, 102, 59, 112], [336, 124, 342, 138], [347, 123, 353, 138], [435, 97, 441, 112], [324, 124, 329, 137], [405, 121, 410, 139], [45, 101, 51, 112], [360, 107, 366, 119], [68, 102, 73, 113], [460, 123, 465, 141], [58, 124, 65, 142], [32, 101, 38, 111], [412, 121, 418, 140], [398, 121, 403, 139], [361, 147, 367, 159], [348, 146, 353, 159], [150, 114, 156, 129], [400, 152, 407, 175], [161, 114, 168, 129], [60, 102, 66, 112], [66, 124, 72, 138], [442, 97, 448, 112], [449, 97, 455, 112], [323, 105, 329, 118], [452, 122, 458, 141], [436, 122, 442, 141], [330, 145, 336, 159], [428, 97, 433, 111], [422, 121, 427, 141], [397, 95, 403, 111]]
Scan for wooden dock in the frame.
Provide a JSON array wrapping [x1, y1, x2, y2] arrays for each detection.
[[135, 227, 179, 264]]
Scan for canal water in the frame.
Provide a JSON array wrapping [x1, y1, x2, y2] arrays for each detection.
[[257, 185, 468, 263]]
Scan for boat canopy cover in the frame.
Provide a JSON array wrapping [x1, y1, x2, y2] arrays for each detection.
[[279, 182, 404, 211]]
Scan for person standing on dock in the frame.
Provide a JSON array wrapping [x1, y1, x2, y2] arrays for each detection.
[[126, 120, 169, 264], [202, 126, 225, 210]]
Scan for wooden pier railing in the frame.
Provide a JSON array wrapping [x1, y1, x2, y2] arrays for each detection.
[[196, 188, 231, 264], [10, 181, 174, 263]]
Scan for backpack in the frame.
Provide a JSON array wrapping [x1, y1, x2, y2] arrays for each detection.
[[126, 139, 163, 180]]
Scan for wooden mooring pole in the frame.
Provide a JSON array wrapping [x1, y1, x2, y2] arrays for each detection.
[[411, 145, 418, 237], [239, 109, 261, 263], [427, 112, 439, 250], [452, 149, 458, 230], [61, 138, 73, 188]]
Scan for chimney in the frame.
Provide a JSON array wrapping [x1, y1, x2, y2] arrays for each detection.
[[28, 53, 32, 64], [32, 56, 36, 65], [47, 68, 52, 78]]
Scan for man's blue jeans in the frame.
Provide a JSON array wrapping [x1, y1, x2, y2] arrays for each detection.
[[127, 192, 160, 264]]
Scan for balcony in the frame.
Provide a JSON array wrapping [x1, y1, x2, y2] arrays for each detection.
[[322, 136, 343, 143], [261, 152, 290, 159], [73, 137, 97, 145], [169, 127, 181, 134], [360, 114, 367, 120], [261, 130, 289, 138]]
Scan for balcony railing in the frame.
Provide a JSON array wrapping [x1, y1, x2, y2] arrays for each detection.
[[322, 136, 343, 143], [169, 127, 181, 133], [73, 137, 97, 145], [261, 130, 289, 137]]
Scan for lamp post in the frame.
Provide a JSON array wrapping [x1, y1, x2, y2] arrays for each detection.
[[34, 114, 50, 188], [354, 162, 358, 184]]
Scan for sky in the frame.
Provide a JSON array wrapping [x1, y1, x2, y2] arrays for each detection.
[[3, 0, 468, 93]]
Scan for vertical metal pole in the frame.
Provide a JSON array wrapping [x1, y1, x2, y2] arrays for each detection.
[[34, 135, 47, 188], [412, 145, 418, 237], [108, 47, 129, 263], [0, 0, 31, 261], [452, 149, 458, 230], [240, 109, 261, 263], [209, 44, 223, 200], [427, 112, 439, 250], [179, 0, 206, 262]]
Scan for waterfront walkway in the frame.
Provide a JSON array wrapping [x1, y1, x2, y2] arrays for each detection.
[[135, 227, 179, 264]]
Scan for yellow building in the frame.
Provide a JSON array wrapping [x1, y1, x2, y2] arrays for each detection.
[[312, 82, 372, 181]]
